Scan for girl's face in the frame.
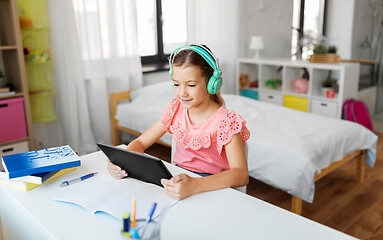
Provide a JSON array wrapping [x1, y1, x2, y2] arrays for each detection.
[[172, 65, 211, 110]]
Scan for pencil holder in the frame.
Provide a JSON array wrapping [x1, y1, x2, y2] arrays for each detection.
[[127, 219, 161, 240]]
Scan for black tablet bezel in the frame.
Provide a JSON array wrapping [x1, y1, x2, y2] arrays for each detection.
[[97, 143, 172, 187]]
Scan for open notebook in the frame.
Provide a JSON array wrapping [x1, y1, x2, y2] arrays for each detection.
[[53, 170, 178, 220]]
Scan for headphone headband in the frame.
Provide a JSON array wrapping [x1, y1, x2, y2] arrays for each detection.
[[169, 43, 219, 70]]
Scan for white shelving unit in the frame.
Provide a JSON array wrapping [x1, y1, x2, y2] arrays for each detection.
[[0, 0, 35, 154], [236, 58, 360, 119]]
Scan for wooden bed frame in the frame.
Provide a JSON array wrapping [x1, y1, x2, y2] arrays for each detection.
[[110, 91, 366, 215]]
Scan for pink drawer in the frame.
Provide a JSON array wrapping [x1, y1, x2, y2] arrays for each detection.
[[0, 97, 27, 143]]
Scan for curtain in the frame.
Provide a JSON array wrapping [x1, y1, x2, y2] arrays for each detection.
[[45, 0, 142, 154]]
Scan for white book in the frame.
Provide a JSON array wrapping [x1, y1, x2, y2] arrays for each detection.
[[0, 167, 76, 191], [0, 91, 16, 96], [53, 171, 178, 220], [0, 166, 55, 184]]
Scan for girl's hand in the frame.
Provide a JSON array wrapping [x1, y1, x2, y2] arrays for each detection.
[[106, 159, 128, 179], [161, 174, 196, 200]]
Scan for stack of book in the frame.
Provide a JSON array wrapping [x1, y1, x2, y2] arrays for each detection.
[[0, 86, 15, 97], [0, 145, 81, 191]]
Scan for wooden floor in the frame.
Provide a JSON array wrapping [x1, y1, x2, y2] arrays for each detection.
[[144, 131, 382, 240]]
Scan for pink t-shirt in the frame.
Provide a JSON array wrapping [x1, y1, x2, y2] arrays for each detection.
[[161, 98, 250, 174]]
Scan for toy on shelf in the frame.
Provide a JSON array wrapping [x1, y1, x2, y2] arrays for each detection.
[[19, 7, 33, 28], [326, 89, 336, 99], [321, 70, 337, 98], [293, 68, 309, 94], [239, 73, 250, 92], [249, 80, 258, 88], [293, 79, 308, 94], [265, 79, 282, 90], [23, 35, 51, 63], [265, 66, 283, 90], [20, 15, 32, 28]]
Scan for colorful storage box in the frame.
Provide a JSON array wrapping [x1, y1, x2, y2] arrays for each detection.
[[284, 95, 309, 112], [0, 97, 28, 144], [240, 88, 258, 100]]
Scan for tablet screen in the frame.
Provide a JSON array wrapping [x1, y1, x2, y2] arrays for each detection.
[[97, 143, 172, 187]]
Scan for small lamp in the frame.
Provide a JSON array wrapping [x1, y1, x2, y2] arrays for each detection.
[[250, 36, 264, 58]]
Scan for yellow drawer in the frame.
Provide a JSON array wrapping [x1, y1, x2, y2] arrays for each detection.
[[284, 95, 309, 112]]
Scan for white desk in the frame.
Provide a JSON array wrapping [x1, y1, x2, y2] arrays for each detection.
[[0, 150, 357, 240]]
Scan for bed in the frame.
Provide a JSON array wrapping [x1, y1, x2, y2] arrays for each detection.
[[110, 82, 378, 215]]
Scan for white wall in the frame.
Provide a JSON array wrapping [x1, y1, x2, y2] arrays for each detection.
[[325, 0, 355, 59], [239, 0, 294, 58], [187, 0, 240, 94], [352, 0, 374, 60], [326, 0, 378, 78]]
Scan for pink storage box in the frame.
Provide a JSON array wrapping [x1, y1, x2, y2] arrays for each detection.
[[0, 97, 27, 144]]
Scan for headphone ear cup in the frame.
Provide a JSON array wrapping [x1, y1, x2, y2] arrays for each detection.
[[207, 70, 222, 94], [207, 76, 216, 94], [207, 75, 222, 94]]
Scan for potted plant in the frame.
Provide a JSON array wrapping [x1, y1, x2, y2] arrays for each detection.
[[313, 44, 326, 54], [320, 69, 335, 96], [327, 45, 337, 54], [321, 78, 334, 96], [310, 44, 340, 63], [0, 70, 5, 88]]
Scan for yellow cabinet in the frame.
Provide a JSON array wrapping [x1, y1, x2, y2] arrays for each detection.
[[284, 95, 309, 112]]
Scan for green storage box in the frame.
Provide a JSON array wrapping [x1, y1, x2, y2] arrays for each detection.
[[240, 88, 258, 100]]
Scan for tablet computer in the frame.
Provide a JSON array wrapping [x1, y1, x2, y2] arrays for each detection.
[[97, 143, 172, 187]]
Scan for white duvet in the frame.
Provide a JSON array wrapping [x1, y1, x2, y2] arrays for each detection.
[[116, 82, 378, 203]]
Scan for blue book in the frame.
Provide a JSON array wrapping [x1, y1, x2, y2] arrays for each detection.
[[1, 145, 81, 179]]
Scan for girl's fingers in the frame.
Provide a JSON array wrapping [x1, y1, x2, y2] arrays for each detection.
[[107, 161, 127, 179], [107, 162, 123, 172], [171, 174, 187, 183], [161, 178, 171, 187], [110, 164, 121, 171]]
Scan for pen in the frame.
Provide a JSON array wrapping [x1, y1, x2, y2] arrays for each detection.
[[140, 202, 157, 238], [146, 202, 157, 223], [60, 172, 98, 187]]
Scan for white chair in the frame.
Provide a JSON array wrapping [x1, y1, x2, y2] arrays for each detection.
[[171, 138, 248, 193]]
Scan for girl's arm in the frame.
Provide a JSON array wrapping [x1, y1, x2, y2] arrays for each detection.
[[126, 119, 167, 153], [107, 119, 166, 178], [161, 133, 249, 200]]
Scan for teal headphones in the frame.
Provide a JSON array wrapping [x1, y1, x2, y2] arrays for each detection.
[[168, 43, 222, 94]]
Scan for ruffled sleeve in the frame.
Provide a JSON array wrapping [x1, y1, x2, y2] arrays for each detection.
[[216, 111, 250, 154], [160, 98, 180, 132]]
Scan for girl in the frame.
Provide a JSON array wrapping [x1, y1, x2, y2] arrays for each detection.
[[107, 43, 250, 200]]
